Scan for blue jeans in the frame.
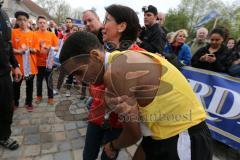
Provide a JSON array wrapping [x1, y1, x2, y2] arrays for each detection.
[[83, 122, 122, 160]]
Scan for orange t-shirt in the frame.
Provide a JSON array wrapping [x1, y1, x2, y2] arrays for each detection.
[[11, 28, 39, 74], [35, 31, 59, 66]]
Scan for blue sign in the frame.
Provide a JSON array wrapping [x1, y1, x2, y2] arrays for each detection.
[[182, 66, 240, 150], [194, 11, 220, 28], [72, 19, 85, 28], [72, 19, 82, 25]]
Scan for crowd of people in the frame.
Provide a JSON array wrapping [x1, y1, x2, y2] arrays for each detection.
[[1, 0, 240, 159]]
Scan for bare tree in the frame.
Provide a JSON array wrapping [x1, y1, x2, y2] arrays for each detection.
[[54, 0, 71, 24], [34, 0, 71, 24], [35, 0, 59, 15], [72, 7, 84, 20]]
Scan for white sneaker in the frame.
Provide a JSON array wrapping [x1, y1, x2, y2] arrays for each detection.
[[65, 90, 71, 97]]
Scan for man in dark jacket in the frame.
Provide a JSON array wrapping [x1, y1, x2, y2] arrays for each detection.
[[138, 5, 166, 53], [82, 10, 103, 44], [47, 20, 58, 36], [0, 0, 21, 150]]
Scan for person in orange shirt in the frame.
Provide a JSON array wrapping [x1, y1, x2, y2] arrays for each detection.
[[35, 16, 58, 105], [12, 11, 39, 112]]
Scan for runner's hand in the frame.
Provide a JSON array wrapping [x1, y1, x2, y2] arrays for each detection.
[[105, 92, 137, 115], [103, 142, 118, 159]]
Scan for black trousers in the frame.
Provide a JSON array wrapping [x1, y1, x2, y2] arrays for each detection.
[[66, 74, 73, 90], [141, 121, 213, 160], [0, 74, 14, 140], [65, 75, 87, 96], [56, 70, 87, 97], [37, 66, 53, 98], [81, 82, 87, 97], [13, 75, 35, 106]]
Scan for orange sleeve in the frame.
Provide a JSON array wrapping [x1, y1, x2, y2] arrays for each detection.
[[11, 29, 17, 49]]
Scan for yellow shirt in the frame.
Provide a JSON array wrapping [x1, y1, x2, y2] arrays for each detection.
[[108, 50, 206, 140]]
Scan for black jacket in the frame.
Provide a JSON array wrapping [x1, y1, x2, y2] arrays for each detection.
[[191, 44, 234, 73], [230, 49, 240, 60], [47, 27, 58, 37], [0, 8, 18, 76], [139, 23, 166, 54]]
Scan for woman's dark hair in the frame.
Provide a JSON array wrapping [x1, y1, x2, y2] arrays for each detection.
[[227, 37, 236, 43], [209, 26, 229, 42], [105, 4, 140, 42]]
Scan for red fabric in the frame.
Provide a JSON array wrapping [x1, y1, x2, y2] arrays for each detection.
[[57, 31, 63, 39], [88, 44, 145, 127], [62, 30, 73, 42], [88, 84, 105, 125], [130, 44, 146, 51], [88, 84, 122, 128]]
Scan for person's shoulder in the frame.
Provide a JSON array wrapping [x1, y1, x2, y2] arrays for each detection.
[[220, 45, 231, 55], [195, 44, 209, 53], [110, 50, 136, 64], [29, 30, 37, 36], [152, 23, 160, 29], [164, 43, 171, 49], [33, 30, 40, 35], [48, 31, 55, 35], [182, 43, 191, 49], [187, 39, 195, 46], [151, 23, 162, 32], [120, 51, 159, 66], [220, 44, 229, 51], [27, 29, 35, 34], [28, 30, 37, 39], [49, 31, 57, 37], [12, 28, 20, 33], [107, 50, 161, 83]]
